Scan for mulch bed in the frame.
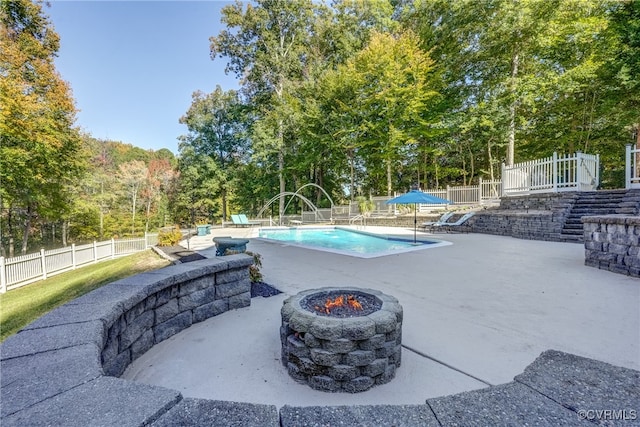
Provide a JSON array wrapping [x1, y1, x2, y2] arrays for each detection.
[[156, 245, 281, 298]]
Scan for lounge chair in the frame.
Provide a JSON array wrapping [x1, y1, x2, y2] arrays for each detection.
[[420, 211, 454, 230], [238, 214, 260, 227], [431, 212, 476, 233], [230, 214, 247, 227]]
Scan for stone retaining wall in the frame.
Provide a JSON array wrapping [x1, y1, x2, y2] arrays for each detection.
[[469, 193, 577, 241], [0, 255, 281, 426], [583, 215, 640, 277], [469, 210, 565, 241], [497, 192, 578, 211]]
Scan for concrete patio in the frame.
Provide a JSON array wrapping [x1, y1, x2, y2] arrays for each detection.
[[123, 226, 639, 411]]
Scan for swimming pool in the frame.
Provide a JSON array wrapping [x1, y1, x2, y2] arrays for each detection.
[[257, 227, 451, 258]]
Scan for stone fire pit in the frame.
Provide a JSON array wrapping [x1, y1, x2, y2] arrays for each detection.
[[280, 287, 402, 393]]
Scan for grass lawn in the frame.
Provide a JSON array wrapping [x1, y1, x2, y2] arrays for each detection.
[[0, 249, 171, 342]]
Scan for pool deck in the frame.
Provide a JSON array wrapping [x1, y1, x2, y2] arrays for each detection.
[[123, 225, 640, 419]]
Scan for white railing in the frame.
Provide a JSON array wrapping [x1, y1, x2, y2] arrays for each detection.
[[502, 152, 599, 195], [321, 179, 502, 218], [0, 234, 158, 293], [626, 144, 640, 189]]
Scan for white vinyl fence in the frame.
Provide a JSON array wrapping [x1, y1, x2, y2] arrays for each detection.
[[626, 144, 640, 189], [293, 180, 502, 221], [502, 152, 599, 195], [0, 234, 158, 293]]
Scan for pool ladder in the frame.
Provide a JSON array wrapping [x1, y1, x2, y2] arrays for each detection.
[[349, 214, 365, 229]]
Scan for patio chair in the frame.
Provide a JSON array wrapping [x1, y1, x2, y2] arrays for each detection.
[[238, 214, 260, 227], [231, 214, 248, 227], [432, 211, 476, 233], [420, 211, 454, 230]]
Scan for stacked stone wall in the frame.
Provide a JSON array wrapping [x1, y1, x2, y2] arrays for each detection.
[[468, 193, 578, 241], [498, 192, 578, 211], [0, 255, 256, 425], [281, 287, 403, 393], [583, 215, 640, 277], [469, 211, 565, 241], [101, 257, 252, 377]]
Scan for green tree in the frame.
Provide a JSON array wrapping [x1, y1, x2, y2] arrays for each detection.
[[290, 0, 397, 203], [211, 0, 315, 217], [173, 146, 222, 226], [0, 0, 85, 254], [400, 0, 629, 187], [179, 87, 248, 222], [117, 160, 147, 236], [141, 159, 176, 232], [335, 30, 440, 196], [610, 0, 640, 147]]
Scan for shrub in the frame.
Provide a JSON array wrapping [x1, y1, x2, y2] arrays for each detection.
[[247, 251, 263, 283], [157, 226, 183, 246]]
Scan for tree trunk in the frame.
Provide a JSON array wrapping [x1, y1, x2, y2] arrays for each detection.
[[316, 167, 324, 207], [62, 221, 68, 247], [386, 158, 392, 197], [145, 198, 151, 233], [349, 149, 355, 201], [468, 146, 475, 186], [278, 119, 285, 219], [21, 207, 31, 255], [7, 207, 14, 257], [131, 186, 138, 236], [507, 50, 519, 166], [488, 139, 495, 182], [221, 187, 228, 222]]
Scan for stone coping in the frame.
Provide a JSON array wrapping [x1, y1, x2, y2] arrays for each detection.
[[1, 257, 638, 426], [583, 214, 640, 226]]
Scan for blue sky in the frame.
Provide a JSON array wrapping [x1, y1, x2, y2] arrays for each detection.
[[46, 1, 239, 155]]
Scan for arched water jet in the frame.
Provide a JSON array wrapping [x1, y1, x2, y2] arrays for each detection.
[[257, 184, 335, 225]]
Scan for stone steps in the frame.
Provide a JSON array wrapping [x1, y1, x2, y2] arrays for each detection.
[[559, 190, 640, 243]]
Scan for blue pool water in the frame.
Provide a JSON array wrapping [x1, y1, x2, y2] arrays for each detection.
[[257, 227, 449, 258]]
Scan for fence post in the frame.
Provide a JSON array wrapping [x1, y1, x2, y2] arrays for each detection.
[[111, 238, 115, 259], [576, 151, 583, 190], [552, 152, 558, 192], [0, 257, 6, 294], [596, 153, 600, 188], [71, 243, 77, 269], [93, 241, 98, 263], [144, 232, 149, 248], [478, 178, 483, 204], [446, 185, 451, 203], [501, 163, 506, 196], [41, 248, 47, 280], [626, 144, 632, 189]]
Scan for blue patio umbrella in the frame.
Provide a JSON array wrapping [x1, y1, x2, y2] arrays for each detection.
[[386, 190, 451, 243]]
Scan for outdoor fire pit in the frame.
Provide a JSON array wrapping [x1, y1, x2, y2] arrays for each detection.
[[280, 287, 402, 393]]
